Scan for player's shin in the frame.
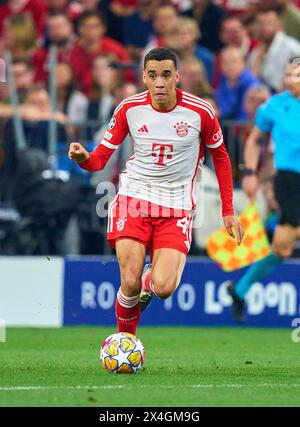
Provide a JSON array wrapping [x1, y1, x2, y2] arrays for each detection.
[[115, 289, 141, 335]]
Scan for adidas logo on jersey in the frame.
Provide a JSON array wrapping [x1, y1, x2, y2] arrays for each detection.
[[138, 125, 149, 133]]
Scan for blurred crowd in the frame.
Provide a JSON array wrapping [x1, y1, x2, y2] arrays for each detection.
[[0, 0, 300, 255]]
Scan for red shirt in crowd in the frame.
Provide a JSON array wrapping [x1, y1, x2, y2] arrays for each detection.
[[0, 0, 47, 38], [69, 36, 134, 95], [111, 0, 138, 6], [32, 43, 75, 84]]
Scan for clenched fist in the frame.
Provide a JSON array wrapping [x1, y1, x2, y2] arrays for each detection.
[[68, 142, 90, 164]]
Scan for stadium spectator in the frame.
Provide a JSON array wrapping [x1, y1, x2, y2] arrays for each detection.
[[0, 83, 68, 125], [243, 83, 271, 122], [0, 59, 34, 104], [213, 16, 259, 87], [69, 11, 133, 96], [216, 47, 259, 120], [179, 57, 213, 98], [271, 0, 300, 40], [167, 16, 215, 83], [12, 59, 34, 102], [220, 16, 259, 58], [102, 0, 141, 43], [123, 0, 159, 62], [243, 84, 277, 218], [114, 82, 138, 103], [1, 87, 67, 182], [248, 10, 300, 91], [0, 0, 47, 39], [1, 14, 36, 61], [33, 12, 76, 84], [55, 62, 88, 130], [143, 3, 178, 53], [184, 0, 227, 52], [86, 54, 122, 138], [22, 86, 67, 123], [241, 0, 300, 41], [46, 0, 69, 13], [65, 0, 127, 43]]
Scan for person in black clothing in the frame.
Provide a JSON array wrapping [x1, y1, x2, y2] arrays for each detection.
[[184, 0, 227, 52]]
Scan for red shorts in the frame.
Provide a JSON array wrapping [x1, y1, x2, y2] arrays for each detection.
[[107, 195, 193, 256]]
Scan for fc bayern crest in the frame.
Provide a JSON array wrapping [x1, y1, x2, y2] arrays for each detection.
[[116, 217, 127, 231], [173, 122, 190, 137]]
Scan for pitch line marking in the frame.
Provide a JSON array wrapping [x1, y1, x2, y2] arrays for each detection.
[[1, 384, 300, 391]]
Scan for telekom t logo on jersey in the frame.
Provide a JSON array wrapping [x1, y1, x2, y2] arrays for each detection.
[[151, 143, 173, 166]]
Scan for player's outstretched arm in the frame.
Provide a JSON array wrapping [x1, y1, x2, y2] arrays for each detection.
[[68, 106, 129, 171], [242, 126, 264, 201]]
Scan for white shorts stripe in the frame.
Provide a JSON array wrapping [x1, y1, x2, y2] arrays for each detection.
[[188, 215, 193, 247], [107, 195, 118, 233]]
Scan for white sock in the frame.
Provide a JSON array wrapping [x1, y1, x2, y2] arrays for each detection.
[[117, 289, 140, 308]]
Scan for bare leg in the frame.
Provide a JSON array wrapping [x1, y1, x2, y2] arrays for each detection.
[[150, 248, 187, 299]]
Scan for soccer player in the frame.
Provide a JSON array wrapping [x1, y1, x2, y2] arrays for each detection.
[[228, 59, 300, 323], [69, 47, 244, 334]]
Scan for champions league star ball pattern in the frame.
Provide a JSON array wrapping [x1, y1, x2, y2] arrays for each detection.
[[100, 332, 145, 374]]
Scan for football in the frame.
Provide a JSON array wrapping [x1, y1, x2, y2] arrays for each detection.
[[100, 332, 145, 374]]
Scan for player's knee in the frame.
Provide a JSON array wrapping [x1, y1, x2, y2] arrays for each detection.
[[152, 277, 177, 300], [120, 270, 141, 296]]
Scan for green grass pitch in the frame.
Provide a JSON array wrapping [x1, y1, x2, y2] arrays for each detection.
[[1, 326, 300, 407]]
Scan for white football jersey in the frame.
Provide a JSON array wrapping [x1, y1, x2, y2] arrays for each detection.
[[99, 88, 223, 211]]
